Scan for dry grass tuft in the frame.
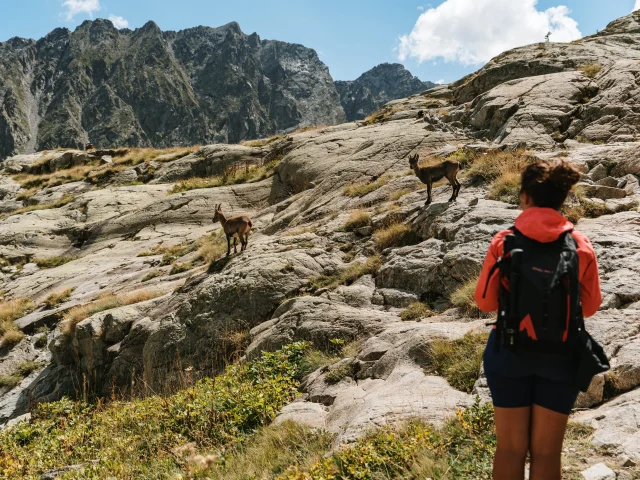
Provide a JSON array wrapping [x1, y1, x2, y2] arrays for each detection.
[[466, 150, 534, 183], [578, 64, 603, 79], [343, 210, 371, 232], [450, 277, 481, 316], [2, 194, 75, 219], [343, 177, 390, 198], [141, 269, 165, 283], [486, 171, 522, 204], [425, 332, 488, 392], [43, 289, 74, 309], [374, 223, 419, 252], [310, 256, 381, 291], [240, 135, 285, 148], [0, 298, 34, 347], [34, 256, 76, 269], [400, 302, 435, 321], [61, 289, 164, 336]]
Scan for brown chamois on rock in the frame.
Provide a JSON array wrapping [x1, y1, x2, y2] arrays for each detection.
[[212, 204, 253, 256], [409, 153, 461, 205]]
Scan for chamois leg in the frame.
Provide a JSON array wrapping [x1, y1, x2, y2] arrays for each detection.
[[233, 236, 238, 254], [425, 181, 433, 205], [454, 176, 462, 200], [242, 233, 249, 251], [226, 234, 232, 257], [447, 177, 456, 202]]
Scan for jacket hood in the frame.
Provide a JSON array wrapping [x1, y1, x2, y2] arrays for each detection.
[[514, 207, 574, 243]]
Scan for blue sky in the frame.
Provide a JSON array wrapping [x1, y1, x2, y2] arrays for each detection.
[[1, 1, 638, 83]]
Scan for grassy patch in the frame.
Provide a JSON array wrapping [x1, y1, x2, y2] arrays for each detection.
[[466, 150, 534, 185], [0, 343, 309, 479], [169, 158, 282, 194], [325, 361, 356, 384], [342, 210, 371, 231], [204, 421, 333, 480], [141, 269, 164, 283], [426, 332, 489, 393], [169, 233, 228, 273], [578, 64, 603, 78], [1, 194, 75, 219], [61, 289, 164, 336], [43, 288, 74, 309], [400, 302, 435, 321], [279, 399, 495, 480], [486, 171, 522, 204], [0, 298, 34, 348], [0, 375, 22, 389], [388, 188, 416, 202], [450, 277, 481, 316], [34, 256, 76, 269], [310, 256, 381, 291], [562, 187, 640, 223], [373, 222, 419, 252], [240, 135, 285, 148], [343, 177, 389, 198]]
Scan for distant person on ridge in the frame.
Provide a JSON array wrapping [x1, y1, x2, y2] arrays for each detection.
[[474, 161, 606, 480]]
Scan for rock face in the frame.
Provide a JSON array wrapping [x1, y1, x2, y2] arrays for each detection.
[[0, 19, 346, 158], [335, 63, 436, 121], [0, 10, 640, 472]]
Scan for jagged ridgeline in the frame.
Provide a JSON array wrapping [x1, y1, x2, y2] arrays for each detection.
[[0, 19, 436, 159], [0, 19, 348, 157]]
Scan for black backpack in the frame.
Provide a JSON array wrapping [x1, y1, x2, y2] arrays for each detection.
[[484, 227, 582, 354]]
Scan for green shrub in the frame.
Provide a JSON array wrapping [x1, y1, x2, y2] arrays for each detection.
[[0, 343, 309, 479], [426, 332, 488, 393], [400, 302, 434, 321], [279, 398, 495, 480]]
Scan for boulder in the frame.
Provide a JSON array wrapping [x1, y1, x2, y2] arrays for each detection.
[[581, 464, 616, 480]]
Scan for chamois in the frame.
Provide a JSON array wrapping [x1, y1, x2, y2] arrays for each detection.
[[409, 153, 461, 205], [212, 204, 253, 256]]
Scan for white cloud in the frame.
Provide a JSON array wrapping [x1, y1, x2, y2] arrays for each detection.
[[635, 0, 640, 11], [398, 0, 581, 66], [435, 79, 445, 84], [62, 0, 101, 20], [108, 15, 129, 29]]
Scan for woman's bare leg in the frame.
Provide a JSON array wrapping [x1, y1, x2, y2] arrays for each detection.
[[529, 405, 569, 480], [493, 406, 531, 480]]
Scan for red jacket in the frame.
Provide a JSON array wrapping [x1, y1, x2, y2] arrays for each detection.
[[474, 207, 602, 317]]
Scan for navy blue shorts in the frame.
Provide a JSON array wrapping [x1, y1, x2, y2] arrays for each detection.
[[485, 369, 580, 415]]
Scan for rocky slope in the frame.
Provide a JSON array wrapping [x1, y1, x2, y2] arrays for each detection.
[[335, 63, 436, 121], [1, 10, 640, 479], [0, 19, 346, 158]]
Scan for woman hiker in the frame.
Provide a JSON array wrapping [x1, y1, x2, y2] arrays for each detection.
[[474, 161, 603, 480]]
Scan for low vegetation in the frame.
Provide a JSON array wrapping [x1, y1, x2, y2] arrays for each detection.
[[578, 64, 603, 79], [169, 157, 282, 194], [279, 399, 496, 480], [34, 256, 76, 269], [362, 106, 400, 126], [0, 343, 309, 479], [1, 194, 75, 219], [141, 268, 165, 283], [425, 332, 489, 393], [400, 302, 434, 321], [0, 298, 34, 347], [0, 360, 45, 389], [324, 361, 356, 384], [61, 289, 164, 336], [373, 222, 419, 251], [342, 210, 371, 231], [466, 151, 534, 203], [343, 176, 389, 197], [240, 135, 285, 148], [562, 187, 640, 223], [42, 288, 74, 309], [450, 277, 482, 316], [310, 256, 381, 291]]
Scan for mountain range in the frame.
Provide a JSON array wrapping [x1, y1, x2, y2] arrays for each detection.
[[0, 20, 434, 158]]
